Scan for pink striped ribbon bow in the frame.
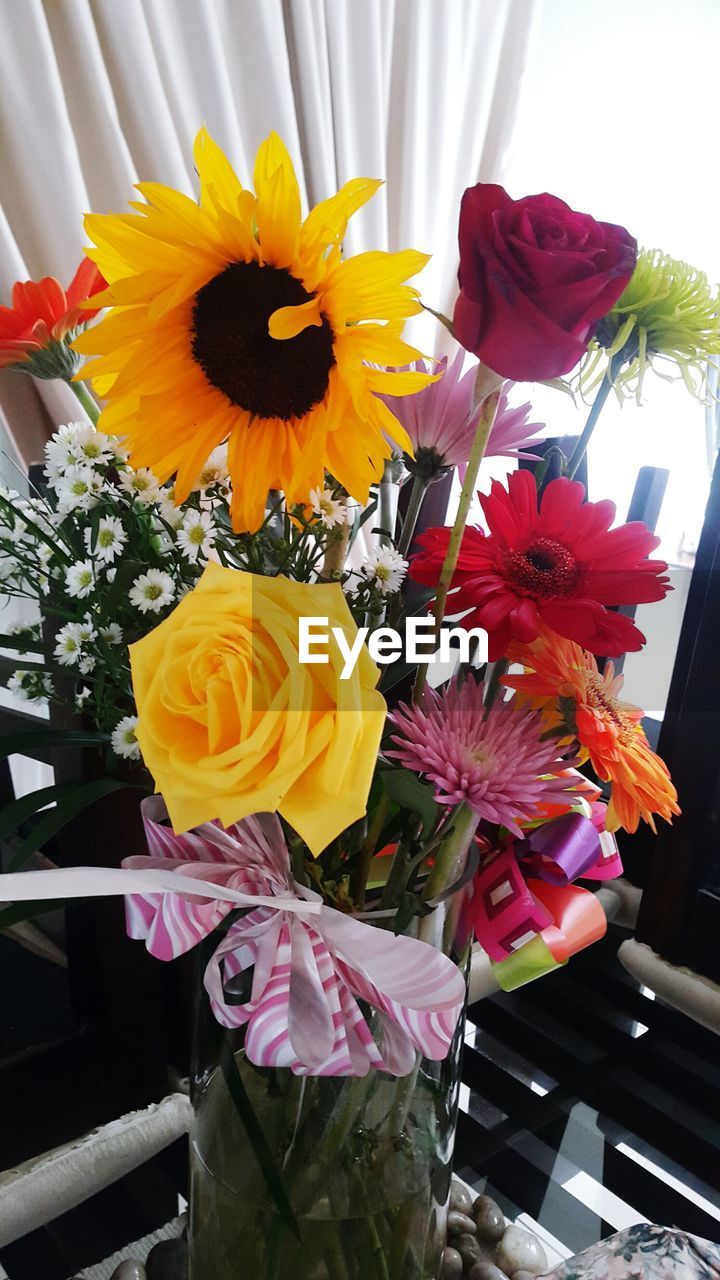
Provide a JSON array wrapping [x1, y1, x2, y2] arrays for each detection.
[[123, 798, 466, 1077]]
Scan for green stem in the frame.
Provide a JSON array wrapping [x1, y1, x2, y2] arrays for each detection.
[[565, 353, 624, 481], [484, 657, 509, 709], [423, 802, 479, 903], [397, 474, 430, 559], [350, 791, 391, 908], [379, 834, 412, 910], [321, 498, 351, 580], [378, 459, 399, 548], [412, 379, 501, 703], [69, 379, 101, 426]]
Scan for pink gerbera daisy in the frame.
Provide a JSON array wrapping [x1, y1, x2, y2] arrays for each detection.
[[387, 678, 576, 835], [379, 351, 544, 479], [410, 470, 670, 660]]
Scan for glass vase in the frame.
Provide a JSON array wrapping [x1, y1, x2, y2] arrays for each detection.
[[189, 991, 466, 1280]]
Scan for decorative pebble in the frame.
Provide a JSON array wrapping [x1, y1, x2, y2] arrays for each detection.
[[449, 1179, 475, 1216], [447, 1210, 478, 1237], [439, 1245, 464, 1279], [110, 1264, 146, 1280], [512, 1271, 540, 1280], [455, 1232, 482, 1266], [496, 1226, 547, 1277], [145, 1238, 188, 1280], [467, 1259, 510, 1280], [473, 1194, 506, 1243]]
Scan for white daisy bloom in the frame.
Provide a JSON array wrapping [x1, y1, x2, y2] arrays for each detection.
[[54, 465, 103, 513], [6, 517, 27, 544], [6, 672, 31, 702], [78, 655, 96, 675], [84, 515, 127, 563], [75, 686, 92, 710], [99, 622, 123, 644], [361, 547, 408, 597], [46, 423, 115, 475], [176, 510, 216, 563], [0, 556, 19, 584], [192, 446, 230, 491], [128, 568, 176, 614], [6, 671, 51, 705], [105, 567, 117, 584], [54, 622, 85, 666], [156, 496, 184, 531], [37, 544, 53, 572], [65, 560, 95, 599], [111, 714, 141, 761], [118, 468, 161, 505], [75, 618, 97, 644], [309, 487, 348, 529]]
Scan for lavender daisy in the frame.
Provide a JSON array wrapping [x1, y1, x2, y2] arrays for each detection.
[[388, 678, 575, 835], [380, 351, 544, 480]]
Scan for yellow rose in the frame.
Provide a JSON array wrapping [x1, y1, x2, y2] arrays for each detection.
[[129, 563, 385, 855]]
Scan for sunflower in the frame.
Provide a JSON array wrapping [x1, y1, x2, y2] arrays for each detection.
[[504, 628, 680, 834], [73, 130, 434, 532]]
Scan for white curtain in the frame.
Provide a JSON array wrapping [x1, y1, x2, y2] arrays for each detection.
[[0, 0, 538, 367], [0, 0, 538, 795]]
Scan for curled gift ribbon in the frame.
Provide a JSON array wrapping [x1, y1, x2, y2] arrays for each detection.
[[465, 812, 622, 990], [125, 798, 466, 1077]]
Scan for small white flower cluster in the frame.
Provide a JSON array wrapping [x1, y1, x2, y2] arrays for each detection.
[[360, 547, 408, 597], [54, 617, 98, 674], [6, 669, 52, 706], [128, 568, 176, 614], [309, 486, 348, 530], [111, 713, 140, 761]]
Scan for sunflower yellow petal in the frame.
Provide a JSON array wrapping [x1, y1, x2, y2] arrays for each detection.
[[253, 132, 302, 268], [322, 249, 429, 324], [268, 295, 323, 340], [193, 127, 246, 219], [299, 177, 383, 268]]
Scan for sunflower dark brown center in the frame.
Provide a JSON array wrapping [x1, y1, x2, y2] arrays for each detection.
[[503, 537, 580, 598], [191, 261, 335, 421]]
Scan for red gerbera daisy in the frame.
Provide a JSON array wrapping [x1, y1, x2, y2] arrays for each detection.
[[410, 469, 669, 660], [0, 259, 104, 379]]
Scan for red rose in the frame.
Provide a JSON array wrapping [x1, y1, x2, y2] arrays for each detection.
[[453, 185, 637, 381]]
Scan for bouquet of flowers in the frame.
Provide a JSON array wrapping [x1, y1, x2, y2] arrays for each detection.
[[0, 131, 711, 1280]]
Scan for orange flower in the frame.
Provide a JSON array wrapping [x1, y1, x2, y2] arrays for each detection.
[[505, 628, 679, 834], [0, 259, 104, 378]]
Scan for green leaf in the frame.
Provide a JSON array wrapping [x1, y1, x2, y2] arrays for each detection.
[[381, 769, 438, 836], [219, 1032, 301, 1240], [6, 777, 132, 870], [0, 634, 44, 654], [0, 654, 54, 676], [0, 728, 109, 760], [0, 899, 70, 929], [393, 890, 433, 936], [0, 781, 101, 844]]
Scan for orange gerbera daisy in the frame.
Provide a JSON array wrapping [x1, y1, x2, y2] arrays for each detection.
[[74, 129, 434, 532], [504, 628, 679, 834], [0, 259, 104, 378]]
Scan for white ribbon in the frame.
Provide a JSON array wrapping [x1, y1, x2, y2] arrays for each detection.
[[0, 865, 321, 914]]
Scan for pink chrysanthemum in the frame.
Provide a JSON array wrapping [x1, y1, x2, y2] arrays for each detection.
[[387, 678, 576, 836], [379, 351, 544, 479]]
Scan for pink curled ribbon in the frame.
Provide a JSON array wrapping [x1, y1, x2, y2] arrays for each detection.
[[464, 812, 622, 967], [124, 798, 466, 1077]]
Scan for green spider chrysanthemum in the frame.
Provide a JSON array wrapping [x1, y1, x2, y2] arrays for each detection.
[[579, 248, 720, 401]]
